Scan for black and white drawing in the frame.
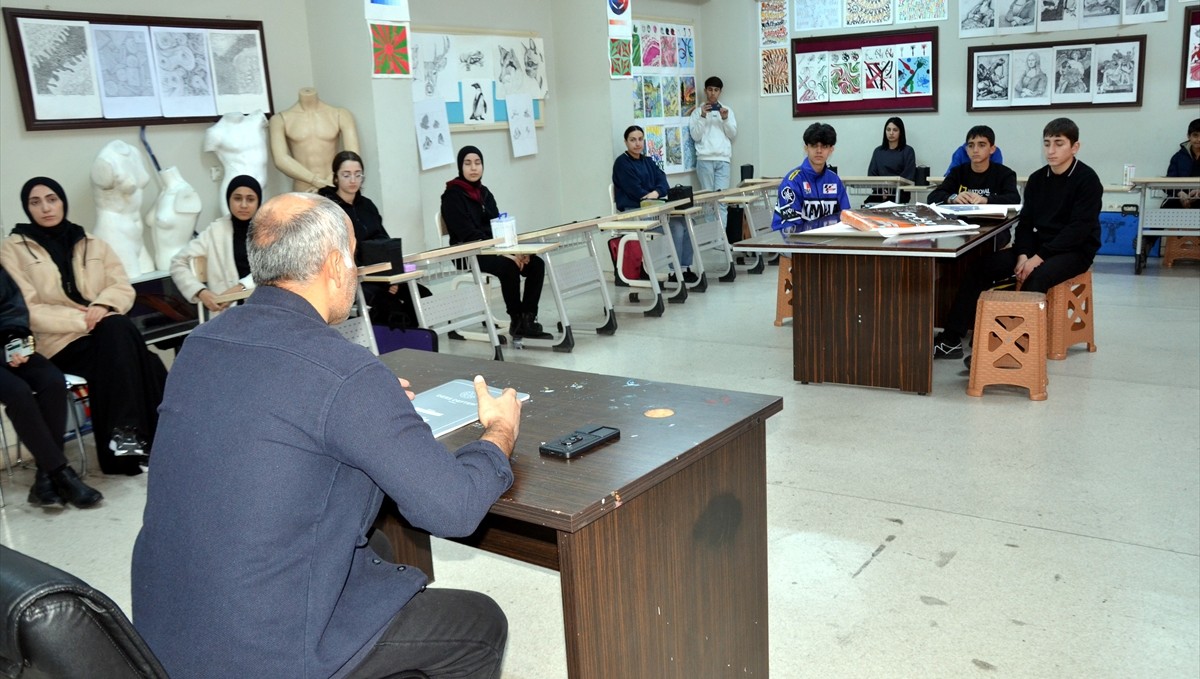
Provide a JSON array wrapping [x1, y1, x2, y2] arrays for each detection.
[[1052, 46, 1093, 104], [16, 17, 102, 119], [91, 24, 160, 119], [960, 0, 997, 38], [151, 27, 217, 117], [1037, 0, 1078, 32], [1121, 0, 1167, 25], [411, 33, 458, 102], [1011, 48, 1053, 105], [506, 93, 537, 157], [463, 79, 495, 124], [412, 97, 454, 170], [208, 29, 270, 114], [973, 52, 1011, 107], [1080, 0, 1120, 29], [1093, 41, 1139, 103], [997, 0, 1037, 34]]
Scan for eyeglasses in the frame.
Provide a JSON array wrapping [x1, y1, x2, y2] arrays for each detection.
[[339, 172, 364, 180]]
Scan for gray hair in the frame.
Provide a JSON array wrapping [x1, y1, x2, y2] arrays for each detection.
[[248, 193, 353, 286]]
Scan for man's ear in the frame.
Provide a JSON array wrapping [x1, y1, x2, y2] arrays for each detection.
[[326, 249, 349, 288]]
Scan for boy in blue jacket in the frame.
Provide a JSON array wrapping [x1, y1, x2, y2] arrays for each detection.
[[772, 122, 851, 230]]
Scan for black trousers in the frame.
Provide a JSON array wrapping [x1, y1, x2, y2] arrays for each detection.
[[343, 588, 507, 679], [50, 315, 167, 475], [477, 254, 544, 320], [943, 248, 1093, 339], [0, 353, 69, 472]]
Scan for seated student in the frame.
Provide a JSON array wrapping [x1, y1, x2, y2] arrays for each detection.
[[1, 268, 102, 508], [934, 117, 1101, 359], [442, 146, 551, 340], [612, 125, 696, 282], [169, 175, 260, 316], [1, 177, 168, 475], [927, 125, 1020, 206], [945, 142, 1003, 176], [772, 122, 851, 231], [867, 116, 917, 203], [1142, 118, 1200, 258]]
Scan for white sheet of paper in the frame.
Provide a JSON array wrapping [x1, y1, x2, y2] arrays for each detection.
[[506, 94, 537, 158], [150, 26, 217, 117], [91, 24, 161, 119], [18, 17, 103, 120], [412, 98, 455, 170]]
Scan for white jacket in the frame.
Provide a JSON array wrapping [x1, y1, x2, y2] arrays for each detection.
[[168, 216, 255, 304], [689, 104, 737, 162]]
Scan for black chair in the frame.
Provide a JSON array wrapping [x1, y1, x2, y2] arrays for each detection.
[[0, 545, 169, 678]]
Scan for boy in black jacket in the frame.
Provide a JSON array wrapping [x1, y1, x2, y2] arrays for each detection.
[[934, 117, 1101, 359], [928, 125, 1021, 205]]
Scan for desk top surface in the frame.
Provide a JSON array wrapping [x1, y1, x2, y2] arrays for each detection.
[[380, 350, 782, 532], [734, 216, 1016, 258]]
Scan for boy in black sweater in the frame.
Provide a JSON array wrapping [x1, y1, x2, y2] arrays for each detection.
[[934, 117, 1101, 359], [928, 125, 1021, 205]]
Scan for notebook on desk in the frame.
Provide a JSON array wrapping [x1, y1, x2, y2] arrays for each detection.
[[411, 379, 530, 439]]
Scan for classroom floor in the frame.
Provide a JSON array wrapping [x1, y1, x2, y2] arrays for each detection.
[[1, 254, 1197, 678]]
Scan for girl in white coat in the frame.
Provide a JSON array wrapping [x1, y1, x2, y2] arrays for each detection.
[[169, 175, 261, 315]]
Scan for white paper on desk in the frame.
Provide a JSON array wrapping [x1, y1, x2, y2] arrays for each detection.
[[411, 379, 530, 439], [800, 221, 980, 237], [931, 203, 1020, 219]]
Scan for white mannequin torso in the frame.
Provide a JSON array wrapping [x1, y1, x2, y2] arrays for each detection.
[[205, 111, 269, 211], [91, 139, 153, 276], [147, 167, 202, 271]]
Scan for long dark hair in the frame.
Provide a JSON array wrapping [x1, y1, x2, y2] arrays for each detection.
[[880, 117, 907, 150], [623, 125, 644, 140]]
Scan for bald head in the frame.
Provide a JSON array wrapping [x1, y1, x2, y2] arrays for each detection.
[[248, 193, 353, 287]]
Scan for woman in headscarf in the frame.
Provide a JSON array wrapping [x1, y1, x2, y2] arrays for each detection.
[[1, 177, 167, 476], [170, 174, 261, 315], [441, 146, 551, 340]]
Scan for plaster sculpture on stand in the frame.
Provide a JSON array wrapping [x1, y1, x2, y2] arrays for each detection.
[[91, 139, 153, 276], [146, 167, 202, 271], [269, 87, 360, 192], [205, 110, 269, 213]]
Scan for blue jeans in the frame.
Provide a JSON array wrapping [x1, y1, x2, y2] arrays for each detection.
[[696, 158, 731, 226]]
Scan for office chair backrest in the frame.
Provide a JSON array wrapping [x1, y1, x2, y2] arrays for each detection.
[[0, 545, 170, 679]]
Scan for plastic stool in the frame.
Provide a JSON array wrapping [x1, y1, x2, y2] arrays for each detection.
[[774, 255, 794, 327], [967, 290, 1048, 401], [1162, 236, 1200, 268], [1045, 270, 1096, 360]]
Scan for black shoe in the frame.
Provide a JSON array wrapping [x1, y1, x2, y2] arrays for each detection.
[[682, 271, 699, 284], [50, 466, 103, 509], [933, 332, 963, 359], [28, 469, 65, 506], [520, 313, 552, 340], [963, 353, 973, 370], [109, 426, 146, 457]]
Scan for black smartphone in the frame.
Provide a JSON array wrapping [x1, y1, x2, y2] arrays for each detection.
[[539, 425, 621, 459]]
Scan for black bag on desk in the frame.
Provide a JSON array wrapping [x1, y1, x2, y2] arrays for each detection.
[[667, 184, 694, 208], [356, 237, 404, 273]]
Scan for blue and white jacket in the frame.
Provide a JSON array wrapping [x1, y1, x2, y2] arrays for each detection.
[[771, 159, 851, 230]]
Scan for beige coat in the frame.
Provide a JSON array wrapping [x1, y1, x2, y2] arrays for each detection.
[[0, 232, 135, 358]]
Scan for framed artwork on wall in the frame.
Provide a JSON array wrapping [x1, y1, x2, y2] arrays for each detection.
[[2, 7, 272, 131], [966, 35, 1145, 112], [1183, 6, 1200, 106], [791, 26, 938, 118]]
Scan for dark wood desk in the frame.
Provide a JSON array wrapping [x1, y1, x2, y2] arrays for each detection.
[[734, 219, 1015, 394], [375, 350, 783, 679]]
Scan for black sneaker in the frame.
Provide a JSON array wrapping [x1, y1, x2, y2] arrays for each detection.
[[683, 271, 699, 284], [109, 426, 146, 457], [933, 333, 963, 359]]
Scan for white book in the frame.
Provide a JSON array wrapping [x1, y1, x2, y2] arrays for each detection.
[[411, 379, 530, 439]]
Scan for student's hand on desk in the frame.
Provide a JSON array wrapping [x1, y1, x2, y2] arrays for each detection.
[[474, 374, 521, 458], [642, 190, 660, 200], [1014, 254, 1043, 284], [397, 377, 415, 401], [955, 192, 985, 205]]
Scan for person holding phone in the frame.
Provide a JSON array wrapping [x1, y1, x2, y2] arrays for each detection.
[[689, 76, 737, 224]]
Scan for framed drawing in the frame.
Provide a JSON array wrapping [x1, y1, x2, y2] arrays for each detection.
[[1183, 6, 1200, 105], [791, 26, 938, 117], [966, 34, 1144, 112], [3, 7, 272, 131]]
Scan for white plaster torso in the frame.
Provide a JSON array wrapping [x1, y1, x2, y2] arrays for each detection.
[[205, 111, 269, 213], [91, 139, 153, 276], [147, 167, 202, 271]]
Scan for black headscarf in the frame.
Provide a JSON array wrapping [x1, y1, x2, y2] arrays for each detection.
[[447, 146, 485, 204], [14, 176, 88, 305], [225, 175, 261, 280]]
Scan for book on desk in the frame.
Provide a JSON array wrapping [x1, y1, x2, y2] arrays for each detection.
[[411, 379, 531, 439]]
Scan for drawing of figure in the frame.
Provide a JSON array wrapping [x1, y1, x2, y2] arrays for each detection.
[[976, 57, 1008, 99], [469, 82, 488, 121], [1128, 0, 1163, 13], [1083, 0, 1119, 16], [415, 36, 450, 99], [962, 0, 995, 28], [1056, 50, 1088, 93], [522, 40, 544, 91], [1096, 49, 1134, 93], [1040, 0, 1075, 21], [1004, 0, 1035, 25], [1015, 53, 1048, 97]]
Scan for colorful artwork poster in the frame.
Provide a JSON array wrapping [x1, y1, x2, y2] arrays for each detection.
[[960, 0, 997, 38], [896, 42, 933, 97], [683, 129, 696, 170], [641, 75, 663, 118], [794, 0, 842, 31], [607, 0, 633, 39], [760, 0, 789, 47], [662, 76, 682, 117], [846, 0, 895, 27], [1121, 0, 1167, 26], [665, 125, 684, 173], [681, 75, 697, 115], [828, 49, 863, 102], [610, 38, 632, 78], [794, 51, 830, 103], [1188, 23, 1200, 89], [678, 29, 695, 69], [861, 45, 896, 100], [632, 75, 645, 119], [997, 0, 1037, 34], [896, 0, 947, 23], [1037, 0, 1078, 32], [1052, 45, 1093, 104], [1011, 48, 1053, 105], [1080, 0, 1121, 29], [1092, 40, 1139, 104], [641, 25, 661, 68], [761, 47, 791, 96], [370, 22, 410, 78], [660, 30, 678, 69], [644, 124, 666, 169], [973, 51, 1011, 108], [631, 24, 642, 67]]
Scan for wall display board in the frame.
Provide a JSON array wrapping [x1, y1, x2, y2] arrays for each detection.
[[629, 17, 697, 174], [1183, 6, 1200, 106], [967, 35, 1145, 112], [791, 27, 937, 117], [3, 7, 272, 131]]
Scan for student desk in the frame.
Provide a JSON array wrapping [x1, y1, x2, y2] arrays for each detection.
[[478, 241, 575, 352], [840, 175, 915, 205], [719, 188, 776, 273], [374, 349, 783, 679], [519, 217, 619, 336], [1129, 177, 1200, 274], [600, 200, 690, 316], [734, 218, 1017, 394]]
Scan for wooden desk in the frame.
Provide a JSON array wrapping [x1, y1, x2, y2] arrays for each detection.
[[734, 218, 1016, 394], [375, 350, 783, 679]]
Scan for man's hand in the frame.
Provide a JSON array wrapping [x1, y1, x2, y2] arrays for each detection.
[[7, 352, 28, 368], [474, 374, 521, 458], [719, 107, 729, 120], [1014, 253, 1043, 284], [397, 376, 415, 401], [197, 289, 226, 313]]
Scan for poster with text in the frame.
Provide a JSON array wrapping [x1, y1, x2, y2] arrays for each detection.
[[761, 47, 791, 96], [760, 0, 789, 47], [607, 0, 633, 39], [845, 0, 895, 27], [413, 98, 454, 170]]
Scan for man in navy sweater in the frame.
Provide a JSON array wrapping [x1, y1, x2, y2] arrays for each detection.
[[133, 193, 521, 678]]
